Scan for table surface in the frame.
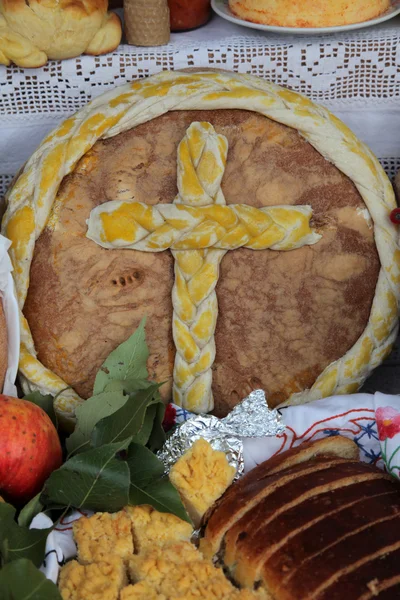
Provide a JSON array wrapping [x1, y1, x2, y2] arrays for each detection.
[[0, 13, 399, 394]]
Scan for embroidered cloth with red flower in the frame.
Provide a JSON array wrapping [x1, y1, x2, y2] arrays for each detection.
[[376, 405, 400, 478], [171, 391, 400, 478]]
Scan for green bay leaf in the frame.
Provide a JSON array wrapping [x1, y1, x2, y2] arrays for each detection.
[[0, 558, 62, 600], [42, 439, 131, 512], [66, 390, 128, 456], [24, 392, 57, 428], [126, 443, 164, 486], [129, 477, 191, 524], [103, 379, 154, 395], [147, 401, 166, 452], [131, 403, 157, 446], [91, 385, 160, 448], [0, 503, 51, 567], [93, 318, 149, 395], [17, 493, 44, 528]]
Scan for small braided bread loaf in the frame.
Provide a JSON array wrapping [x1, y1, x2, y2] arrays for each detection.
[[87, 122, 321, 412], [0, 0, 122, 67]]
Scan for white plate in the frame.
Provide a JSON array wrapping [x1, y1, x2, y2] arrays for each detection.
[[211, 0, 400, 35]]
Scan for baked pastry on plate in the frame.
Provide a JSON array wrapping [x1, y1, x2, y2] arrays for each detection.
[[2, 70, 399, 423], [228, 0, 391, 28]]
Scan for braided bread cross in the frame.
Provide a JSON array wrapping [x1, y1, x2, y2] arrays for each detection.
[[87, 122, 321, 413]]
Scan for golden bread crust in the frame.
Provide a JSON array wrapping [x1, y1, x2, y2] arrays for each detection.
[[0, 300, 7, 392], [24, 109, 380, 414], [228, 0, 390, 28], [0, 0, 121, 66], [201, 438, 400, 597], [201, 437, 361, 557]]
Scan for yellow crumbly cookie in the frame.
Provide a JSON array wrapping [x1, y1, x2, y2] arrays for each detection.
[[128, 545, 235, 598], [73, 511, 133, 564], [128, 541, 201, 584], [124, 505, 192, 552], [161, 561, 235, 599], [169, 438, 236, 526], [237, 592, 270, 600], [58, 558, 127, 600], [60, 504, 267, 600], [125, 528, 263, 599], [127, 556, 263, 599], [121, 583, 265, 600], [121, 582, 166, 600]]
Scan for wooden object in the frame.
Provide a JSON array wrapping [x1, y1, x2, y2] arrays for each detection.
[[124, 0, 170, 46]]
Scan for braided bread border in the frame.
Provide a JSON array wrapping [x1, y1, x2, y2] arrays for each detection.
[[2, 70, 399, 422]]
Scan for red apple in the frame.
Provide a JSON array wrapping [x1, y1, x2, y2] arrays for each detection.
[[0, 395, 62, 504]]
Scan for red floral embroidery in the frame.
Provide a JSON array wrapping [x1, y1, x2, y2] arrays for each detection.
[[376, 406, 400, 441], [162, 403, 177, 432]]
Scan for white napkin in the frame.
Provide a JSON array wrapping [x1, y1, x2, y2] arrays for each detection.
[[0, 234, 19, 396], [30, 511, 85, 583], [243, 392, 392, 471]]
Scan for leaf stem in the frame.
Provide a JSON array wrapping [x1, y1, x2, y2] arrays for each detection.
[[387, 444, 400, 471], [66, 439, 90, 460]]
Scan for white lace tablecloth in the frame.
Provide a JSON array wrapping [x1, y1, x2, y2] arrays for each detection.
[[0, 13, 399, 391]]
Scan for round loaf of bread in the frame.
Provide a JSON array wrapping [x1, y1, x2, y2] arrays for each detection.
[[3, 71, 398, 422], [24, 109, 380, 415], [0, 300, 7, 392], [228, 0, 390, 28]]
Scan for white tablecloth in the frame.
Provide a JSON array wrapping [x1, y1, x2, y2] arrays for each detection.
[[0, 13, 399, 391], [1, 13, 400, 192]]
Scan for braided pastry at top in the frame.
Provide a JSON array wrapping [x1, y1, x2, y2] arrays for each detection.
[[86, 121, 321, 413]]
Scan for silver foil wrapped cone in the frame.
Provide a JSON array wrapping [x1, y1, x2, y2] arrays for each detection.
[[157, 389, 285, 478]]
